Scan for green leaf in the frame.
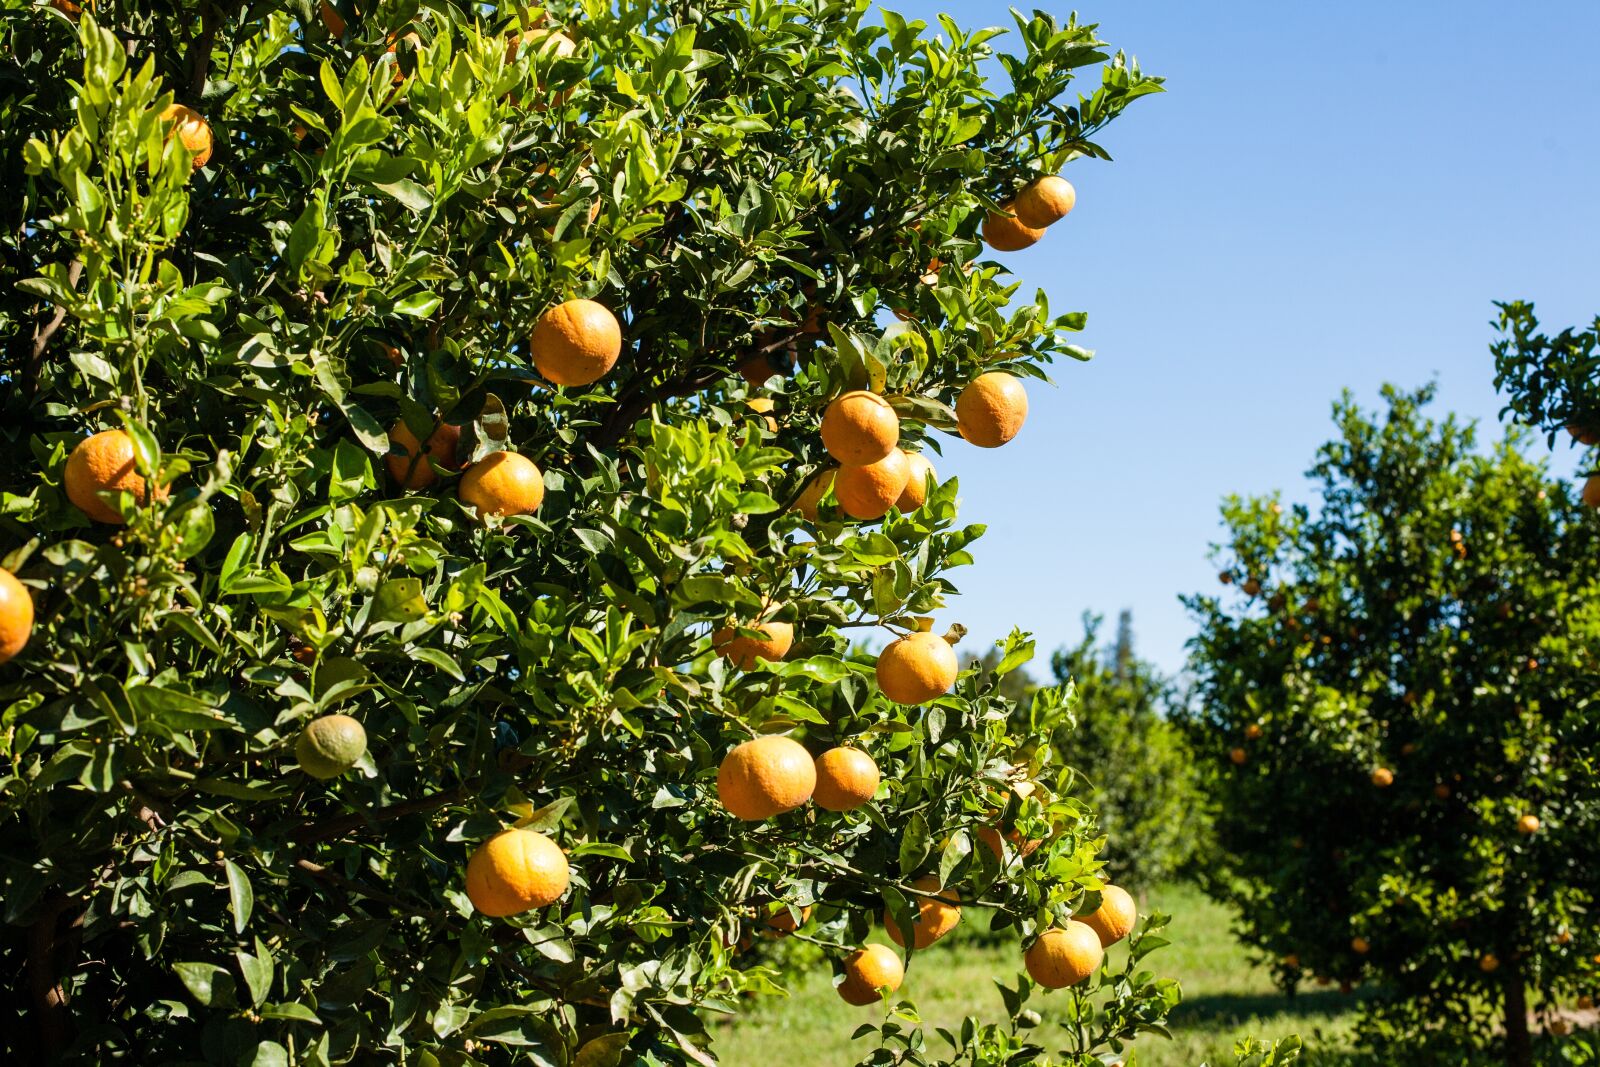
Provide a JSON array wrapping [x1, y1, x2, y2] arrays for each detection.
[[174, 962, 227, 1006], [372, 578, 427, 623], [373, 178, 432, 213], [127, 684, 234, 732], [224, 859, 253, 934], [897, 812, 930, 876]]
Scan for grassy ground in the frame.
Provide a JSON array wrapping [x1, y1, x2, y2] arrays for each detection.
[[714, 883, 1361, 1066]]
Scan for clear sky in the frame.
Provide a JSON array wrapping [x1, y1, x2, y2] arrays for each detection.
[[891, 0, 1600, 677]]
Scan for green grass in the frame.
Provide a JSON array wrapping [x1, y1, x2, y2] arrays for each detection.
[[714, 883, 1361, 1065]]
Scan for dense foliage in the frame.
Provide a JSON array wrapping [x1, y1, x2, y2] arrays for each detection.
[[1042, 613, 1201, 890], [0, 1, 1239, 1064], [1181, 386, 1600, 1066], [1492, 301, 1600, 449]]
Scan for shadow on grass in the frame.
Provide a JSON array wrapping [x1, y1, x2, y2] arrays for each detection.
[[1169, 988, 1364, 1026]]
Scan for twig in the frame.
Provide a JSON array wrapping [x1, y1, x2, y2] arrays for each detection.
[[23, 259, 84, 400], [28, 894, 77, 1055]]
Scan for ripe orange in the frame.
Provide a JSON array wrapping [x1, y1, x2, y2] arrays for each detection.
[[1081, 885, 1137, 947], [1219, 571, 1234, 585], [0, 568, 34, 664], [739, 354, 780, 388], [712, 611, 794, 670], [1371, 767, 1394, 788], [1479, 953, 1500, 973], [295, 714, 367, 778], [793, 469, 837, 522], [875, 630, 958, 705], [1229, 747, 1247, 766], [318, 0, 348, 36], [1517, 814, 1541, 835], [955, 373, 1027, 448], [1578, 994, 1594, 1010], [1556, 928, 1572, 946], [49, 0, 83, 17], [895, 452, 936, 512], [812, 747, 880, 811], [1351, 936, 1370, 955], [460, 451, 544, 518], [820, 391, 899, 465], [1241, 578, 1262, 597], [386, 419, 461, 489], [834, 449, 911, 520], [1583, 476, 1600, 510], [1024, 922, 1104, 988], [716, 735, 816, 820], [837, 943, 904, 1005], [977, 781, 1046, 860], [505, 29, 577, 109], [746, 397, 778, 433], [1012, 176, 1076, 229], [466, 828, 570, 917], [884, 874, 961, 949], [65, 429, 167, 524], [982, 207, 1044, 252], [1244, 723, 1263, 741], [1434, 784, 1452, 800], [161, 104, 213, 169], [531, 299, 622, 386], [756, 902, 812, 939], [1283, 954, 1300, 969], [1568, 423, 1599, 446]]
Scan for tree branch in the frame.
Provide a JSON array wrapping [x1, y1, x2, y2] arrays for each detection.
[[22, 259, 84, 401], [28, 894, 78, 1056], [289, 786, 466, 846]]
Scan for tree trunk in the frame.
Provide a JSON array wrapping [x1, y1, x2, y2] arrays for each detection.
[[1503, 954, 1533, 1067]]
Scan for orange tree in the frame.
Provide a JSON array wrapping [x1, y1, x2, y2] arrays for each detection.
[[0, 2, 1222, 1064], [1180, 385, 1600, 1065], [1491, 300, 1600, 507]]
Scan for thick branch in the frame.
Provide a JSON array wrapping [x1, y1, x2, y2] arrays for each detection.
[[28, 895, 77, 1056]]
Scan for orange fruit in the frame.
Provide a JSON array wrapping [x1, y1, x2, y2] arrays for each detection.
[[161, 104, 213, 169], [319, 0, 348, 36], [982, 207, 1044, 252], [746, 397, 778, 433], [295, 714, 367, 778], [50, 0, 82, 16], [1371, 767, 1394, 788], [1577, 994, 1594, 1010], [716, 735, 816, 820], [955, 373, 1027, 448], [812, 747, 880, 812], [65, 429, 166, 524], [792, 469, 836, 522], [875, 631, 958, 705], [820, 391, 899, 465], [465, 828, 570, 917], [739, 355, 777, 388], [1244, 723, 1263, 741], [1283, 954, 1300, 969], [1517, 814, 1541, 835], [1351, 936, 1371, 955], [386, 419, 461, 489], [531, 299, 621, 386], [0, 568, 34, 664], [837, 944, 904, 1005], [1012, 176, 1075, 229], [1568, 424, 1599, 446], [1555, 929, 1572, 946], [1081, 885, 1137, 947], [1583, 476, 1600, 510], [1229, 747, 1247, 766], [1434, 784, 1452, 799], [459, 451, 544, 518], [756, 902, 812, 939], [884, 874, 961, 949], [834, 450, 911, 520], [977, 781, 1045, 860], [1479, 953, 1499, 973], [1024, 922, 1104, 988], [1241, 578, 1262, 597], [712, 611, 794, 670], [895, 452, 936, 511]]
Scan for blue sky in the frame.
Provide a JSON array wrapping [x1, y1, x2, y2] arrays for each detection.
[[895, 0, 1600, 676]]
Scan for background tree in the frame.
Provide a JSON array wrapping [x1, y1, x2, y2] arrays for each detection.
[[1180, 385, 1600, 1066], [1042, 612, 1201, 890], [0, 2, 1216, 1065]]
